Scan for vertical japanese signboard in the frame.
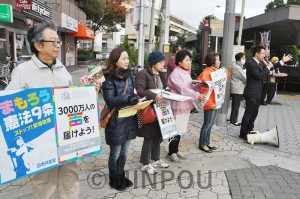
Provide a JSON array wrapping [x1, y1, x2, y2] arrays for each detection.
[[0, 85, 101, 185]]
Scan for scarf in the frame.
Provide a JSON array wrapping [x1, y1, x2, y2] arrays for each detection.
[[179, 65, 190, 71]]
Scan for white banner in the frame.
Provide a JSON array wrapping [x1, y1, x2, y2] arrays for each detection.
[[210, 68, 227, 109], [154, 100, 178, 140]]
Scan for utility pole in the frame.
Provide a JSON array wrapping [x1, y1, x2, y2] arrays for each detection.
[[159, 0, 170, 59], [216, 0, 236, 127], [149, 0, 156, 51], [237, 0, 246, 45], [137, 0, 145, 68]]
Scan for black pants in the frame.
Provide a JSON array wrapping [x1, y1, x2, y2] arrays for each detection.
[[140, 137, 161, 165], [266, 83, 276, 102], [230, 94, 243, 124], [168, 135, 180, 156], [260, 83, 268, 104], [240, 97, 260, 138]]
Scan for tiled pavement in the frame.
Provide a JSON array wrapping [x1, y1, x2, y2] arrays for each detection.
[[211, 93, 300, 156], [226, 166, 300, 199], [1, 68, 300, 198]]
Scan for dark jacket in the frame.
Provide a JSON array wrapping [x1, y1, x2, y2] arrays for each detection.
[[101, 74, 137, 146], [262, 58, 282, 84], [262, 58, 269, 84], [243, 58, 270, 100], [135, 67, 166, 138]]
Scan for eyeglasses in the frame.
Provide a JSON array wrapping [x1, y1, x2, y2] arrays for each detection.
[[40, 39, 62, 46]]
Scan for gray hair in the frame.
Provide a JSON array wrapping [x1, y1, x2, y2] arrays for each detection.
[[27, 19, 57, 55]]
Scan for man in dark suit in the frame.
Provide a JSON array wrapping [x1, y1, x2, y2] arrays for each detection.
[[239, 46, 293, 140], [239, 46, 272, 140]]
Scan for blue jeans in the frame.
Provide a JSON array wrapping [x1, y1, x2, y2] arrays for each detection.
[[108, 140, 131, 176], [199, 109, 218, 147]]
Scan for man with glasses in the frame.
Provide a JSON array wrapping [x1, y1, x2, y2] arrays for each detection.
[[239, 46, 272, 141], [6, 19, 79, 199], [239, 46, 292, 140]]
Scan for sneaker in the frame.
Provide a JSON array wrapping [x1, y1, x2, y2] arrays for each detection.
[[141, 164, 157, 175], [166, 154, 182, 163], [176, 151, 187, 160], [152, 160, 169, 168]]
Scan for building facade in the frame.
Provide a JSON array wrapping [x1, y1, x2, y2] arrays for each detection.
[[0, 0, 94, 68]]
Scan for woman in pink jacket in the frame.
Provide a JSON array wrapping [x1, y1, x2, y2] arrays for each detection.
[[167, 49, 205, 162]]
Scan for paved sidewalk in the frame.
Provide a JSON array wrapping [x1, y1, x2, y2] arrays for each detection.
[[1, 93, 300, 199]]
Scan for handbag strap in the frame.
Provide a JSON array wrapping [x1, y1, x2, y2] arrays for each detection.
[[105, 78, 129, 113], [122, 79, 129, 95]]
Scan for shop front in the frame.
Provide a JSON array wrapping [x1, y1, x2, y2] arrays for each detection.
[[0, 0, 52, 62], [67, 24, 95, 65], [58, 13, 78, 67]]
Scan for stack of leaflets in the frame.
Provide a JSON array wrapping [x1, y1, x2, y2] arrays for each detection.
[[149, 89, 192, 101], [80, 65, 105, 85]]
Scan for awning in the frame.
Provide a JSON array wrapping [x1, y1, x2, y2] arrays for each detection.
[[67, 24, 95, 40]]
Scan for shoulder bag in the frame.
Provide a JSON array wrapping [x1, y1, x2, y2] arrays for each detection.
[[100, 79, 128, 128]]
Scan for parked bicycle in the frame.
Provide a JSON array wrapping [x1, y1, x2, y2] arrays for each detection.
[[0, 62, 12, 90]]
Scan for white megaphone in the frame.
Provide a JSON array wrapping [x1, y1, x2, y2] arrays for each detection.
[[247, 126, 279, 147]]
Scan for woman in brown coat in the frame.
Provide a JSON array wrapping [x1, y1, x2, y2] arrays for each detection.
[[135, 50, 169, 175]]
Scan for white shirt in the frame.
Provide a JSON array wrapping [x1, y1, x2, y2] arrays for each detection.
[[6, 54, 72, 89]]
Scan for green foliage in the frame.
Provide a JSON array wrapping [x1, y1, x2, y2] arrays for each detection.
[[265, 0, 285, 12], [119, 35, 137, 65], [244, 48, 253, 63], [265, 0, 300, 12], [272, 45, 298, 65], [287, 0, 300, 5], [176, 34, 186, 48], [154, 17, 161, 50], [169, 39, 175, 56], [78, 49, 93, 61], [144, 50, 150, 67], [191, 47, 199, 79]]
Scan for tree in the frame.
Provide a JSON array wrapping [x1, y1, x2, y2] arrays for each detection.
[[265, 0, 285, 12], [272, 45, 298, 65], [119, 35, 136, 65], [287, 0, 300, 5], [176, 34, 186, 48], [75, 0, 132, 33]]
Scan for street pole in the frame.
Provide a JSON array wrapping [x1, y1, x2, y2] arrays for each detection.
[[138, 0, 145, 68], [215, 36, 218, 53], [237, 0, 246, 45], [149, 0, 156, 52], [216, 0, 236, 127], [159, 0, 166, 52], [159, 0, 170, 60]]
